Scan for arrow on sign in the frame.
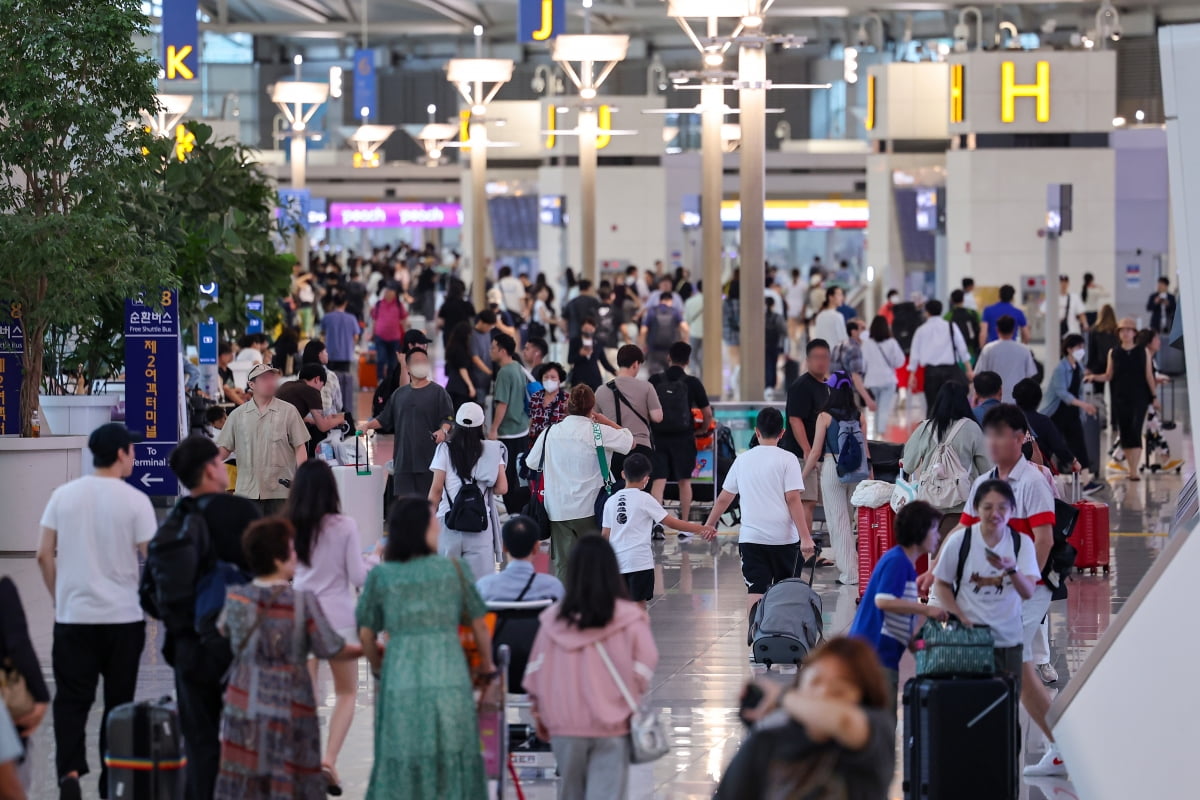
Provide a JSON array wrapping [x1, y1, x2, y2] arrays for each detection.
[[140, 474, 165, 489]]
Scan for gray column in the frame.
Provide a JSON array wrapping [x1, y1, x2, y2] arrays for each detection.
[[579, 107, 599, 286], [738, 43, 767, 401], [701, 83, 724, 398], [469, 119, 489, 311]]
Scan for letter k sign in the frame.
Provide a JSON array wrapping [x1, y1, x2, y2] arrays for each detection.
[[166, 45, 194, 80]]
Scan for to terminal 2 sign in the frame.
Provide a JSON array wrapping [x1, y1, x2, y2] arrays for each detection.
[[124, 291, 181, 495]]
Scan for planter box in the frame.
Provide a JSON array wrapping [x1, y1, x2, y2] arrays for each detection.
[[0, 435, 87, 553], [40, 395, 118, 437]]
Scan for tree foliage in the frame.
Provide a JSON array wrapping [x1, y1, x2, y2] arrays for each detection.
[[0, 0, 174, 433]]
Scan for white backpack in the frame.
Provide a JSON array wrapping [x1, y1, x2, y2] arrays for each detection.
[[915, 419, 973, 509]]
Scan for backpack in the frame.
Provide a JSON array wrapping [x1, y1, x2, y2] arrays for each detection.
[[652, 375, 693, 434], [950, 307, 981, 357], [650, 304, 680, 350], [139, 496, 212, 635], [828, 416, 869, 484], [748, 578, 825, 667], [445, 473, 490, 532], [595, 304, 617, 348], [915, 419, 974, 509], [764, 312, 784, 351]]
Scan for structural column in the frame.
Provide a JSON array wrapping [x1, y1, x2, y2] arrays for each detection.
[[578, 108, 599, 286], [469, 119, 489, 310], [701, 83, 725, 398], [738, 41, 767, 401], [290, 136, 307, 269]]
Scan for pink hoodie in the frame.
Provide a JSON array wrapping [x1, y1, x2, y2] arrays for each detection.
[[523, 599, 659, 738]]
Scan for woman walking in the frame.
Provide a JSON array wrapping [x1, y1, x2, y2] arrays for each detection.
[[902, 382, 990, 533], [429, 402, 508, 579], [0, 577, 50, 792], [444, 321, 477, 411], [287, 461, 372, 795], [1096, 317, 1158, 479], [357, 497, 496, 800], [215, 518, 358, 800], [1086, 304, 1120, 376], [526, 385, 634, 582], [370, 285, 407, 385], [1040, 334, 1100, 487], [529, 362, 569, 444], [523, 536, 659, 800], [862, 315, 906, 438], [801, 372, 870, 585]]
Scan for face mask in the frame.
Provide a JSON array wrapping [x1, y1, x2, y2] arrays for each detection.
[[582, 337, 594, 348], [542, 379, 560, 393], [1072, 348, 1086, 362], [625, 277, 636, 286], [408, 363, 430, 380]]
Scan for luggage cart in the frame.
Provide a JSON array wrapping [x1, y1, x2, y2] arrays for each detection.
[[480, 644, 525, 799]]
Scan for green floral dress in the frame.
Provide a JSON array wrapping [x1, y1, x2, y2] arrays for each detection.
[[356, 556, 488, 800]]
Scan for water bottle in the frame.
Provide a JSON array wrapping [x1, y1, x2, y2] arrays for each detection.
[[355, 430, 371, 476], [30, 409, 40, 438]]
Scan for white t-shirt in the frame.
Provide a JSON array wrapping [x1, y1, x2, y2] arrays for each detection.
[[602, 488, 667, 574], [40, 476, 158, 624], [814, 309, 848, 346], [721, 445, 805, 546], [430, 440, 506, 522], [932, 526, 1041, 648]]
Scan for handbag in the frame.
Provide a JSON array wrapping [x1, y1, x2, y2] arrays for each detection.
[[522, 426, 554, 540], [454, 559, 496, 682], [911, 616, 996, 678], [890, 470, 919, 513], [591, 423, 617, 524], [595, 640, 670, 764], [0, 659, 35, 722]]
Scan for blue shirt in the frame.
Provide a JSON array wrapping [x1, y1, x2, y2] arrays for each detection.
[[476, 559, 564, 603], [320, 310, 360, 362], [974, 398, 1000, 425], [981, 302, 1028, 343], [849, 547, 918, 671]]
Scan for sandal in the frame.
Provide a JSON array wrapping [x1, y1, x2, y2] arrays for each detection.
[[815, 558, 836, 568], [322, 765, 343, 797]]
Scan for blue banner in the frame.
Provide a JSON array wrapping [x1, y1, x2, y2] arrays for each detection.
[[198, 319, 218, 365], [246, 298, 264, 334], [162, 0, 199, 81], [0, 300, 24, 436], [353, 49, 377, 121], [124, 291, 181, 495], [519, 0, 565, 43]]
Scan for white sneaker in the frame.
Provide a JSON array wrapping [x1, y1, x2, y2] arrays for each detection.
[[1024, 776, 1079, 799], [1037, 662, 1060, 684], [1023, 745, 1069, 777]]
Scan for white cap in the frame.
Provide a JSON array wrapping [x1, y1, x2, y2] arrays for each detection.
[[455, 402, 485, 428]]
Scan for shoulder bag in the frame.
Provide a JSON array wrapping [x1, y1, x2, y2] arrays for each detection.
[[521, 426, 553, 540], [595, 639, 670, 763], [0, 660, 35, 722], [592, 422, 618, 524]]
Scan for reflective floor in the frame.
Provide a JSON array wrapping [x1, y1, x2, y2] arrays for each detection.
[[4, 401, 1186, 800]]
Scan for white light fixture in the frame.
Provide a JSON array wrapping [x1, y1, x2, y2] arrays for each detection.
[[668, 0, 751, 17], [704, 51, 724, 67], [473, 24, 483, 37], [843, 46, 859, 84], [1135, 109, 1145, 122], [1112, 116, 1127, 127], [742, 14, 763, 28], [446, 58, 514, 85], [328, 66, 343, 98], [348, 124, 395, 167], [293, 54, 303, 66], [141, 93, 194, 137], [427, 103, 437, 115], [271, 81, 330, 106], [552, 34, 630, 65]]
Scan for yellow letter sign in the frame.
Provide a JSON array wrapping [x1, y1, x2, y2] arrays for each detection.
[[950, 64, 965, 123], [1001, 60, 1050, 124], [532, 0, 554, 41], [166, 45, 194, 81], [865, 75, 876, 131]]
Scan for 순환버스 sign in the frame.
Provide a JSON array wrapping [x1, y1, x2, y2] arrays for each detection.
[[0, 300, 24, 436], [124, 291, 181, 495]]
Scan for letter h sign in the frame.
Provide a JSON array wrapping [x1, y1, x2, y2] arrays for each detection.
[[1001, 61, 1050, 124]]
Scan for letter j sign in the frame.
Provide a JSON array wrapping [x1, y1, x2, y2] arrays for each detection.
[[519, 0, 566, 43]]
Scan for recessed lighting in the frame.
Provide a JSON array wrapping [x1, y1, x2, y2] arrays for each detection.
[[580, 87, 597, 100], [742, 14, 763, 28], [1112, 116, 1127, 127], [704, 52, 724, 67], [1135, 109, 1145, 122], [293, 54, 303, 66], [473, 24, 483, 37]]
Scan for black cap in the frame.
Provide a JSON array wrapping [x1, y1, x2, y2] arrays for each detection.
[[88, 423, 143, 462], [403, 329, 431, 348]]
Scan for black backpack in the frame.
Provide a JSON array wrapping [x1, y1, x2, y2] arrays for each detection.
[[765, 312, 784, 351], [650, 305, 680, 350], [445, 475, 489, 532], [140, 496, 213, 635], [595, 304, 617, 348], [950, 307, 981, 358], [652, 375, 693, 435]]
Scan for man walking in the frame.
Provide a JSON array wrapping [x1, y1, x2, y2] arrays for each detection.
[[909, 299, 974, 409], [161, 436, 260, 800], [975, 315, 1038, 403], [489, 333, 532, 515], [216, 363, 310, 514], [319, 291, 360, 413], [704, 408, 816, 610], [639, 291, 687, 375], [648, 342, 712, 527], [36, 424, 158, 800], [981, 284, 1030, 345], [469, 311, 497, 401], [563, 279, 602, 340], [784, 339, 832, 531], [596, 345, 664, 477]]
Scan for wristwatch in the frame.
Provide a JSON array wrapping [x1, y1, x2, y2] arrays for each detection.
[[1005, 567, 1017, 576]]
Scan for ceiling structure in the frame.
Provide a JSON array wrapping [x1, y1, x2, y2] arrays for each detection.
[[200, 0, 1200, 48]]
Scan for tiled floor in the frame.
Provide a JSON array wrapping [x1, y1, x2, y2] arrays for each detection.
[[4, 391, 1186, 800]]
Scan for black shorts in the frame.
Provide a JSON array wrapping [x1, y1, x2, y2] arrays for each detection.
[[624, 569, 655, 602], [652, 433, 698, 481], [739, 542, 802, 595]]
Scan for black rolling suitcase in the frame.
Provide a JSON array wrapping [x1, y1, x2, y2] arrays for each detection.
[[903, 675, 1018, 800], [104, 697, 186, 800]]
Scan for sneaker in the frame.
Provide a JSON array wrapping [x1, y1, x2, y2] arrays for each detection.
[[676, 529, 693, 539], [651, 524, 666, 541], [1037, 661, 1060, 684], [1024, 776, 1079, 799], [1081, 480, 1104, 496], [1107, 460, 1127, 473], [60, 777, 82, 800], [1023, 745, 1069, 777]]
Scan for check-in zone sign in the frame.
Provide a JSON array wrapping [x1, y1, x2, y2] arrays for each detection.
[[519, 0, 565, 42], [162, 0, 199, 80]]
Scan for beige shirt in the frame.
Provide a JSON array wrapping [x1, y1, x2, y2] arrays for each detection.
[[216, 397, 311, 500], [595, 376, 662, 449]]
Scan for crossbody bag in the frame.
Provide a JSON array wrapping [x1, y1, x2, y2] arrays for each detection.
[[595, 640, 670, 764]]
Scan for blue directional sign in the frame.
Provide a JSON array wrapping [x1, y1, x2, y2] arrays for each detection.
[[519, 0, 566, 43], [246, 298, 264, 334], [198, 319, 218, 365], [124, 291, 181, 495], [353, 49, 377, 120], [162, 0, 199, 81], [278, 188, 312, 232], [0, 299, 24, 436]]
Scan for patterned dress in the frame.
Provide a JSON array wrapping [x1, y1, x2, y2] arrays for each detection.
[[215, 583, 344, 800], [356, 556, 488, 800]]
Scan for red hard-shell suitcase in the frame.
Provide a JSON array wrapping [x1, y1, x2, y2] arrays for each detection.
[[1072, 476, 1111, 574], [856, 505, 896, 598]]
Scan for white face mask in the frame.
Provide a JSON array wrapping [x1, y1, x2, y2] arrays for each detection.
[[582, 336, 594, 348], [1072, 348, 1086, 362], [408, 363, 430, 380], [542, 379, 560, 393]]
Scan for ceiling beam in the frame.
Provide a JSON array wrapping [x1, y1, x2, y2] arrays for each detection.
[[403, 0, 486, 27], [200, 19, 466, 35]]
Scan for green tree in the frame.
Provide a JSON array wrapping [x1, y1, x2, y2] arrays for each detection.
[[145, 122, 295, 337], [0, 0, 174, 435]]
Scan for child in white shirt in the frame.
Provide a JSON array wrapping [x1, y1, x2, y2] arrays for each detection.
[[601, 453, 714, 606]]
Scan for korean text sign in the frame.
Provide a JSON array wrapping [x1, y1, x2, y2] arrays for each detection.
[[124, 291, 181, 494]]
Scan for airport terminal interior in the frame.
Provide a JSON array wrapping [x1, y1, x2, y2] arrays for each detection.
[[3, 0, 1200, 799]]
